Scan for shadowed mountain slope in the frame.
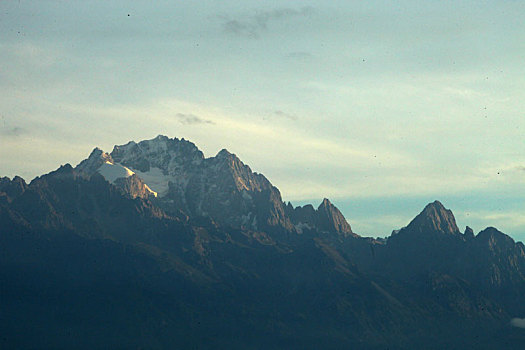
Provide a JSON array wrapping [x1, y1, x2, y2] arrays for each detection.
[[1, 136, 525, 349]]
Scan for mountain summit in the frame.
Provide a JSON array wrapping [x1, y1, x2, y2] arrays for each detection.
[[2, 136, 525, 349], [317, 198, 354, 236], [406, 200, 460, 235], [74, 135, 353, 236]]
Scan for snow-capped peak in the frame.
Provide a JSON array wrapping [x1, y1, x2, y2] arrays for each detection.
[[76, 147, 114, 174], [76, 148, 157, 198]]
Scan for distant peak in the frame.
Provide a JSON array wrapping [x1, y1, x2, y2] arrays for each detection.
[[0, 175, 27, 197], [12, 175, 26, 184], [215, 149, 242, 165], [49, 164, 74, 177], [87, 147, 112, 161], [216, 148, 233, 158], [477, 227, 508, 240], [89, 147, 103, 157], [476, 227, 515, 249], [154, 134, 169, 141], [10, 175, 28, 190], [316, 198, 354, 236], [423, 200, 446, 212], [318, 198, 332, 209], [76, 147, 113, 174], [406, 200, 459, 235], [60, 163, 73, 171]]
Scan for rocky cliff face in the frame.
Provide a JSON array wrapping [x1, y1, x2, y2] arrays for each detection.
[[405, 200, 460, 235], [74, 135, 352, 235], [462, 227, 525, 294], [290, 198, 355, 236], [317, 198, 354, 236], [76, 147, 156, 199], [2, 137, 525, 349], [0, 176, 27, 203]]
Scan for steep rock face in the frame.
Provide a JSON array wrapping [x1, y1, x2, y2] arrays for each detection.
[[114, 175, 158, 200], [373, 202, 525, 311], [464, 228, 525, 290], [252, 187, 294, 232], [111, 137, 292, 231], [464, 226, 475, 239], [4, 164, 168, 238], [376, 201, 468, 278], [0, 176, 27, 203], [405, 200, 460, 235], [3, 154, 525, 348], [183, 148, 293, 231], [76, 147, 114, 173], [475, 227, 520, 254], [76, 147, 156, 199], [0, 180, 453, 350], [317, 198, 354, 236], [110, 135, 204, 200], [111, 135, 205, 175], [291, 204, 317, 229], [74, 135, 351, 235], [207, 149, 272, 192], [290, 199, 354, 236]]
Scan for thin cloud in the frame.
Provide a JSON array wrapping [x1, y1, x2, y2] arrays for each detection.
[[175, 113, 214, 125], [274, 110, 298, 121], [222, 20, 257, 38], [219, 7, 313, 38], [511, 318, 525, 328], [262, 110, 298, 121], [0, 122, 26, 137]]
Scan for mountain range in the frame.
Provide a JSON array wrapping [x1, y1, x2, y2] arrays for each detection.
[[1, 135, 524, 349]]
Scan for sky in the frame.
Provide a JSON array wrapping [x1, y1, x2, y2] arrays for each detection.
[[1, 0, 524, 240]]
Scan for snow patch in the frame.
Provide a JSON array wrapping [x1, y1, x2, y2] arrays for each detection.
[[132, 166, 171, 197], [98, 162, 134, 183], [144, 184, 158, 197]]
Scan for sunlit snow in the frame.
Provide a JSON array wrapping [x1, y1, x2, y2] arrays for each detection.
[[98, 161, 134, 183], [133, 167, 171, 196]]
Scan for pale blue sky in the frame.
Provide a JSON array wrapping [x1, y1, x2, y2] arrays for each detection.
[[1, 1, 524, 239]]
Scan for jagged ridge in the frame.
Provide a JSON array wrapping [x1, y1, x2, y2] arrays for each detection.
[[74, 135, 354, 236], [2, 145, 525, 349]]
